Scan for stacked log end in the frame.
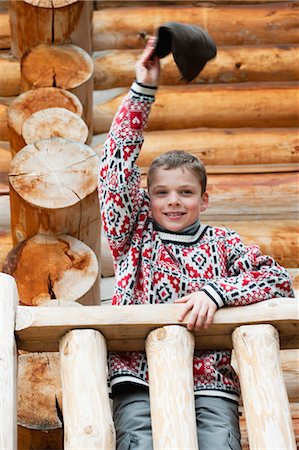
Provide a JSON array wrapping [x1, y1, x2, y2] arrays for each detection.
[[3, 234, 99, 306], [7, 87, 83, 156], [22, 107, 89, 145], [21, 43, 94, 142], [9, 0, 93, 57]]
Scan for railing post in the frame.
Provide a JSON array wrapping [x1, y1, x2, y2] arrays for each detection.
[[59, 329, 116, 449], [145, 325, 198, 450], [0, 273, 18, 450], [232, 324, 296, 450]]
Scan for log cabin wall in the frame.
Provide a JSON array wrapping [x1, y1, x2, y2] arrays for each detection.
[[0, 0, 298, 449]]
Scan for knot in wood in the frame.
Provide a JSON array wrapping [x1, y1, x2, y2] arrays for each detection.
[[84, 426, 92, 434], [157, 328, 166, 341], [63, 342, 69, 355]]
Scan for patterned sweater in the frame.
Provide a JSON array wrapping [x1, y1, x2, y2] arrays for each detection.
[[99, 82, 294, 401]]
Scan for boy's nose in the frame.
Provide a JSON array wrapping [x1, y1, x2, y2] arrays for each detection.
[[168, 193, 181, 205]]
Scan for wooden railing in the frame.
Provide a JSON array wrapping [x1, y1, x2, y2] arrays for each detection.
[[1, 273, 298, 450]]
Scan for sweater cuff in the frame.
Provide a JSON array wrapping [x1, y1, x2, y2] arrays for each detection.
[[201, 285, 225, 309], [131, 81, 157, 98]]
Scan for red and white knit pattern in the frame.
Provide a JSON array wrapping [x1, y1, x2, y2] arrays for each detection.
[[99, 82, 294, 401]]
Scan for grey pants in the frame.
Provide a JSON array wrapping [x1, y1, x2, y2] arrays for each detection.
[[113, 386, 241, 450]]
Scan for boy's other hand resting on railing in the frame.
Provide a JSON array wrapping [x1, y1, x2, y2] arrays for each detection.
[[176, 291, 217, 330]]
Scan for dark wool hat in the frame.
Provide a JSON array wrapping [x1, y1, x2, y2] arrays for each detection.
[[154, 22, 217, 82]]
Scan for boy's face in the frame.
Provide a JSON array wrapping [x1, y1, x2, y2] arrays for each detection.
[[149, 167, 208, 232]]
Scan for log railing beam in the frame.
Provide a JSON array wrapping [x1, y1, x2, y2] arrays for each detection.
[[15, 298, 298, 352]]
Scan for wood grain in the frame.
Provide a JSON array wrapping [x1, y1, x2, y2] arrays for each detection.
[[233, 325, 296, 449], [60, 330, 115, 449], [14, 298, 299, 352]]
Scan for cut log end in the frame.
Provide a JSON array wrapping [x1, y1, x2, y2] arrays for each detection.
[[17, 352, 62, 430], [22, 107, 89, 144], [23, 0, 78, 7], [21, 44, 94, 90], [7, 87, 83, 156], [2, 234, 98, 306], [9, 137, 99, 209]]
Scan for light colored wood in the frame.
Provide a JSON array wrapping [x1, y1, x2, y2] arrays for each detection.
[[9, 0, 92, 58], [18, 352, 62, 430], [0, 273, 18, 450], [2, 234, 99, 306], [2, 3, 298, 51], [15, 348, 299, 433], [141, 127, 299, 167], [21, 44, 94, 141], [9, 137, 100, 260], [4, 44, 298, 97], [232, 325, 296, 449], [0, 53, 20, 97], [93, 82, 299, 133], [202, 172, 299, 220], [93, 45, 299, 89], [60, 330, 116, 449], [239, 403, 299, 450], [140, 172, 299, 220], [7, 87, 83, 156], [15, 298, 299, 352], [22, 107, 88, 145], [92, 4, 299, 50], [146, 325, 198, 449], [94, 0, 295, 6]]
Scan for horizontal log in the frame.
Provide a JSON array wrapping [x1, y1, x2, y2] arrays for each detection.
[[2, 44, 299, 96], [140, 171, 299, 220], [0, 54, 20, 97], [123, 128, 299, 167], [1, 3, 299, 51], [15, 298, 299, 352], [92, 4, 299, 50], [93, 83, 299, 133], [1, 83, 298, 139], [94, 0, 296, 7], [93, 45, 299, 89]]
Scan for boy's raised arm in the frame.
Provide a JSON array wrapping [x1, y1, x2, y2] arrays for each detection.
[[99, 39, 160, 263]]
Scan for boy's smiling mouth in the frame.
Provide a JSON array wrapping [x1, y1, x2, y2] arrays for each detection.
[[164, 212, 186, 217]]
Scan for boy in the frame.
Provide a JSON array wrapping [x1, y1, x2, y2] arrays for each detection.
[[99, 38, 294, 449]]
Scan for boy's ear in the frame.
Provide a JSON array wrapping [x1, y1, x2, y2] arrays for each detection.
[[200, 192, 209, 212]]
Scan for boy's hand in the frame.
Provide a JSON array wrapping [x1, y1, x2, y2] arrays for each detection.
[[135, 37, 160, 87], [175, 292, 217, 331]]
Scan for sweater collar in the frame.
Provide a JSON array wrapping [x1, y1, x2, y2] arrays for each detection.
[[152, 219, 207, 244], [153, 219, 201, 235]]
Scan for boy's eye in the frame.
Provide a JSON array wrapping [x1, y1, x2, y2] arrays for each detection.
[[181, 190, 193, 195]]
